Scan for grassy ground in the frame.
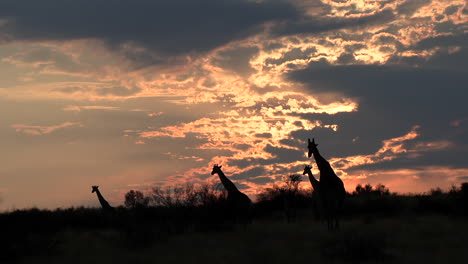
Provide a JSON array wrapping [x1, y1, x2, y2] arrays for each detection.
[[17, 213, 468, 264]]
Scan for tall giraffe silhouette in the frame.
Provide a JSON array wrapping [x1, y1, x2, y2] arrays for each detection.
[[303, 164, 322, 220], [211, 164, 252, 224], [92, 186, 114, 211], [307, 138, 345, 230]]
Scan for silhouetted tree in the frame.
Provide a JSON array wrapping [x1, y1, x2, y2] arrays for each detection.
[[354, 184, 373, 196], [354, 184, 390, 197], [374, 184, 390, 196], [124, 190, 150, 208], [280, 174, 303, 223], [151, 183, 226, 207], [283, 174, 302, 193], [429, 187, 443, 196], [461, 182, 468, 200]]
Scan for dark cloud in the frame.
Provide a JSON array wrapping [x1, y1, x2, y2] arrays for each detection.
[[290, 124, 368, 158], [374, 35, 399, 45], [232, 166, 267, 181], [0, 0, 397, 62], [264, 144, 304, 164], [212, 46, 259, 77], [95, 86, 142, 97], [412, 33, 468, 51], [4, 46, 86, 73], [248, 176, 275, 185], [263, 41, 285, 52], [287, 47, 468, 170], [387, 33, 468, 69], [272, 9, 396, 36], [396, 0, 431, 16], [445, 5, 462, 16], [336, 52, 357, 64], [255, 133, 272, 139], [265, 47, 317, 66], [379, 46, 395, 53], [0, 0, 298, 58], [348, 147, 468, 172], [52, 86, 85, 94], [344, 44, 367, 53], [289, 57, 467, 104]]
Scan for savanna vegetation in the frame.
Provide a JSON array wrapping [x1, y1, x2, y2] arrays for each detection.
[[1, 181, 468, 264]]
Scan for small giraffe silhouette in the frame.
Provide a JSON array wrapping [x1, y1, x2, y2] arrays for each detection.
[[307, 138, 345, 230], [303, 165, 319, 191], [303, 164, 322, 220], [91, 186, 114, 211], [211, 164, 252, 224]]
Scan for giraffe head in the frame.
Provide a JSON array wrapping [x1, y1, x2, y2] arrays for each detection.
[[211, 164, 222, 175], [91, 186, 99, 193], [303, 165, 313, 175], [307, 138, 319, 158]]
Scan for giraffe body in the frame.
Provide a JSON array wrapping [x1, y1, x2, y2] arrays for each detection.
[[307, 139, 345, 230], [303, 165, 322, 220], [211, 165, 252, 224]]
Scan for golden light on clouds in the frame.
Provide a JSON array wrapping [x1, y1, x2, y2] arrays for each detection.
[[0, 0, 466, 209]]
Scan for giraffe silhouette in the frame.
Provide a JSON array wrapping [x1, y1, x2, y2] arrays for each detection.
[[92, 186, 114, 212], [303, 164, 322, 221], [211, 164, 252, 224], [307, 138, 345, 230]]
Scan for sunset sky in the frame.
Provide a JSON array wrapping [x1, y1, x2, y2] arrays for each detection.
[[0, 0, 467, 210]]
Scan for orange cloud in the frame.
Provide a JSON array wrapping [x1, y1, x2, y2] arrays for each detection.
[[328, 126, 421, 174], [63, 105, 119, 111]]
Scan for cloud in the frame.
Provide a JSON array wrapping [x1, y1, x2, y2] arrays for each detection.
[[0, 0, 299, 58], [53, 87, 85, 94], [1, 0, 468, 210], [12, 122, 82, 135], [95, 86, 142, 97], [2, 46, 81, 71], [211, 46, 260, 77], [272, 8, 396, 36], [63, 105, 119, 111], [288, 60, 468, 117], [286, 47, 468, 176], [330, 126, 422, 172], [396, 0, 432, 16]]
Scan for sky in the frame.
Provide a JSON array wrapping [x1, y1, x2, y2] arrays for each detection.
[[0, 0, 467, 210]]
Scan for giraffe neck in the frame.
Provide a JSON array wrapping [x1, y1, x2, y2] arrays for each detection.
[[306, 171, 320, 190], [312, 149, 326, 167], [95, 189, 112, 209], [216, 170, 240, 194], [312, 149, 335, 177]]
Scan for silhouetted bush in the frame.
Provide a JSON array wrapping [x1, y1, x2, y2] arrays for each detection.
[[353, 183, 390, 197], [124, 190, 150, 208], [148, 183, 235, 232], [3, 182, 468, 261], [151, 183, 227, 208], [255, 179, 314, 221]]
